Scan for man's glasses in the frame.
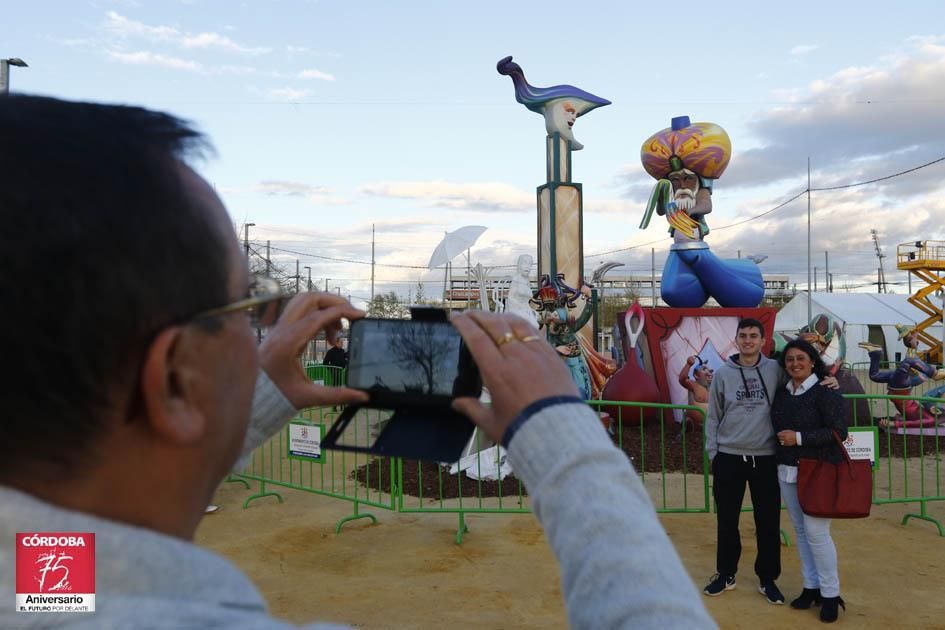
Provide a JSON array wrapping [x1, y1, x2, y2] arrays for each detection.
[[192, 274, 289, 328]]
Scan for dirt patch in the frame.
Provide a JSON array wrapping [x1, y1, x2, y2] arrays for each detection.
[[353, 456, 527, 500], [352, 420, 707, 499], [876, 428, 943, 458], [613, 419, 706, 475]]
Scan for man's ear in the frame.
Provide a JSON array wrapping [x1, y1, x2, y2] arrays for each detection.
[[140, 326, 207, 445]]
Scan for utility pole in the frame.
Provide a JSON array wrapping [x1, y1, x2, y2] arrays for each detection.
[[814, 267, 818, 292], [807, 157, 812, 323], [295, 259, 300, 294], [244, 223, 255, 260], [265, 240, 271, 276], [370, 224, 376, 302], [871, 229, 887, 293], [824, 251, 830, 292], [305, 266, 312, 291], [651, 248, 656, 307]]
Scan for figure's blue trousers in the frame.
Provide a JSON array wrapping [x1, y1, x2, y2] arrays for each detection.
[[661, 244, 765, 308]]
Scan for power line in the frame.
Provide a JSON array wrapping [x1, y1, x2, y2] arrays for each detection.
[[246, 155, 945, 272], [810, 156, 945, 192], [585, 155, 945, 258], [267, 244, 429, 269]]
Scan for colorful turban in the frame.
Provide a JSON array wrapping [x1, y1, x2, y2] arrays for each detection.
[[640, 116, 732, 181]]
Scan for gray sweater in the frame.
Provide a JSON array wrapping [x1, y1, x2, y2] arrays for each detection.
[[0, 372, 716, 629], [705, 354, 786, 461]]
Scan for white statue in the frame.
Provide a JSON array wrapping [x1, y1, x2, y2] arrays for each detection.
[[472, 263, 492, 312], [506, 254, 538, 324]]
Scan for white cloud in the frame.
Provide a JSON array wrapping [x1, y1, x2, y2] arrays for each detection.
[[790, 44, 819, 56], [298, 68, 336, 81], [266, 87, 311, 101], [615, 37, 945, 198], [217, 64, 257, 75], [106, 50, 203, 72], [256, 180, 331, 196], [57, 38, 97, 48], [286, 45, 309, 54], [181, 32, 270, 55], [249, 180, 351, 205], [103, 11, 269, 55], [362, 181, 533, 213], [105, 11, 179, 41]]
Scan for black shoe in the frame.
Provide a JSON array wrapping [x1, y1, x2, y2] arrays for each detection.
[[703, 573, 736, 596], [791, 588, 822, 609], [820, 596, 845, 623], [758, 580, 785, 605]]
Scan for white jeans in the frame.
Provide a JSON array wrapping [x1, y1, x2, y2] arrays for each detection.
[[779, 478, 840, 597]]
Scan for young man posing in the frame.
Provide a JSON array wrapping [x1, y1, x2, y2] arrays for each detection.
[[704, 318, 785, 605]]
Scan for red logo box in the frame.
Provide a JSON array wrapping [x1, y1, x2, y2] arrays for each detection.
[[16, 532, 95, 613]]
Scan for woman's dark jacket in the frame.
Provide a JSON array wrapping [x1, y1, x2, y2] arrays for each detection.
[[771, 382, 847, 466]]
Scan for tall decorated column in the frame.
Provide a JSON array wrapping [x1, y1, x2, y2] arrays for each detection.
[[496, 55, 610, 300], [497, 56, 613, 399]]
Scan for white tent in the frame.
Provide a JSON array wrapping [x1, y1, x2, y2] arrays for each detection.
[[775, 293, 943, 367]]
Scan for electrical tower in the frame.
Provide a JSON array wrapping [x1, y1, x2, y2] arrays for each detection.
[[871, 229, 887, 293]]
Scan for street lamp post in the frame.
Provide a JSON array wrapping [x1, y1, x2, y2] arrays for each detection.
[[243, 223, 255, 260], [304, 266, 312, 291], [0, 57, 28, 95]]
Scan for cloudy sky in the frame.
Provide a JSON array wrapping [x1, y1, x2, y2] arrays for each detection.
[[6, 1, 945, 304]]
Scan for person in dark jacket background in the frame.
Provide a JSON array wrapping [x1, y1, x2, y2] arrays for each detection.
[[323, 331, 347, 370], [771, 338, 847, 623]]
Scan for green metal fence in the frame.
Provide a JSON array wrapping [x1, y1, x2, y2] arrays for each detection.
[[231, 393, 945, 542], [304, 363, 346, 387], [236, 405, 399, 532], [233, 400, 707, 542], [847, 393, 945, 536]]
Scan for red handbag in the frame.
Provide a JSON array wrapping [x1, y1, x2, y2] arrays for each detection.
[[797, 431, 872, 519]]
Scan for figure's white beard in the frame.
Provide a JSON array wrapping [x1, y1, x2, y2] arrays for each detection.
[[674, 188, 697, 211]]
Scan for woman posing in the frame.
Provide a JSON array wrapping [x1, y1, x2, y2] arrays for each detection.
[[770, 339, 847, 623]]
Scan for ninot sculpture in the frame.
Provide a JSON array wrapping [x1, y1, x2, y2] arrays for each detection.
[[639, 116, 765, 308]]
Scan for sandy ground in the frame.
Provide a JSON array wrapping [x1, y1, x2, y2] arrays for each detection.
[[196, 478, 945, 629]]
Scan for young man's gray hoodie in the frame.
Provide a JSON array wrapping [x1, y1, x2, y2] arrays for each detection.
[[705, 354, 786, 461]]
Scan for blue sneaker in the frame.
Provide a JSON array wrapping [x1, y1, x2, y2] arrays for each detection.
[[703, 573, 736, 596], [759, 580, 785, 605]]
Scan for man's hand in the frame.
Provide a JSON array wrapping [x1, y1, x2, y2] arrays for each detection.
[[259, 292, 369, 409], [450, 311, 579, 444], [822, 375, 840, 390]]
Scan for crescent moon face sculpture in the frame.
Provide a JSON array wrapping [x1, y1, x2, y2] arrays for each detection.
[[497, 56, 610, 151]]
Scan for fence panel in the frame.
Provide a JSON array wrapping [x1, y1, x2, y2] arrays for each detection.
[[304, 364, 345, 387], [394, 400, 709, 542], [234, 405, 398, 532], [846, 393, 945, 535]]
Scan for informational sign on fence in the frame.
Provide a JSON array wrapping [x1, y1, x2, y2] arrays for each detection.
[[288, 421, 325, 463], [843, 427, 878, 468]]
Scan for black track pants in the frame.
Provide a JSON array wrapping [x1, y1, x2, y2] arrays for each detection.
[[712, 452, 781, 581]]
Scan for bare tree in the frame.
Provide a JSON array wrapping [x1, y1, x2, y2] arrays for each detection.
[[385, 322, 453, 394]]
